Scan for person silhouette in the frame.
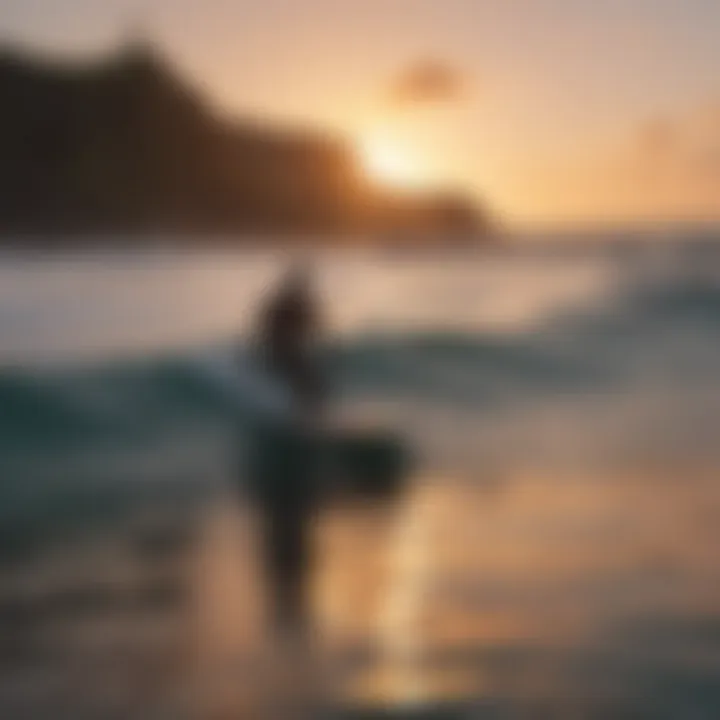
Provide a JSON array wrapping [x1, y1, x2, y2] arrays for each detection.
[[258, 262, 327, 419], [247, 261, 329, 639]]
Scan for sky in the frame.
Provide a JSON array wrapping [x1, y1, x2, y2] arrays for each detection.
[[2, 0, 719, 226]]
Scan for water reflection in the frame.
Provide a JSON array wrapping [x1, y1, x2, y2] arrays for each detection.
[[2, 470, 719, 717]]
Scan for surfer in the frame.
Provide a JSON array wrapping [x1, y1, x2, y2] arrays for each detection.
[[258, 262, 328, 420], [248, 261, 329, 639]]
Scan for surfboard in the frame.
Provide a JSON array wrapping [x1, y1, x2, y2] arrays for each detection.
[[326, 423, 412, 502], [203, 350, 412, 503]]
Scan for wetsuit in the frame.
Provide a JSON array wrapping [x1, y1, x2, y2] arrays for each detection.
[[250, 275, 327, 635]]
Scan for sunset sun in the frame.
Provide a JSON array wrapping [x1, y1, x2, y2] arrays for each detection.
[[359, 136, 429, 189]]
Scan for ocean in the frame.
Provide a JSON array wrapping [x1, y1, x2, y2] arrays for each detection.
[[1, 233, 720, 717]]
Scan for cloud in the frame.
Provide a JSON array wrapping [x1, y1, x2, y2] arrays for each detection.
[[604, 103, 720, 218], [636, 105, 720, 184], [388, 60, 468, 107], [514, 100, 720, 223], [637, 119, 678, 161]]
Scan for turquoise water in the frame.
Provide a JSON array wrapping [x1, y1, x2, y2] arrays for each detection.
[[1, 236, 720, 716], [3, 238, 720, 530]]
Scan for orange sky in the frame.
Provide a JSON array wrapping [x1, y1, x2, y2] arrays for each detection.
[[2, 0, 720, 226]]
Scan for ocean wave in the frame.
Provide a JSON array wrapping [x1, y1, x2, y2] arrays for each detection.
[[2, 259, 720, 542], [3, 272, 720, 451]]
